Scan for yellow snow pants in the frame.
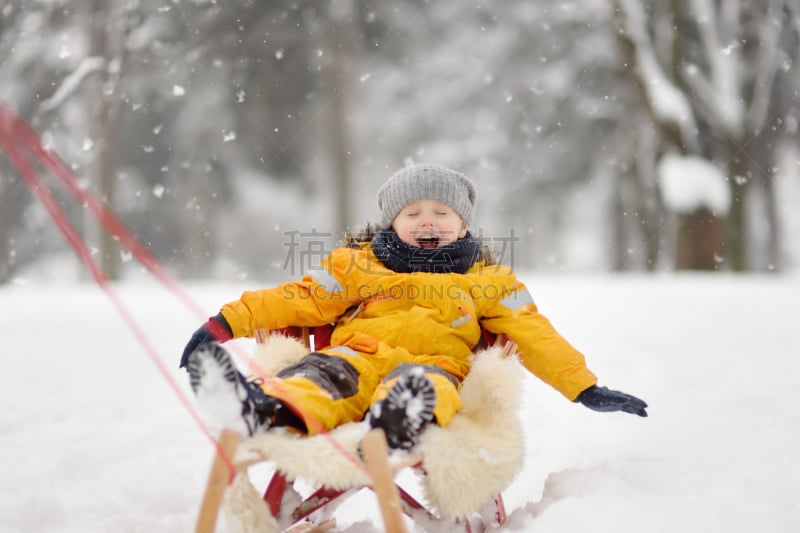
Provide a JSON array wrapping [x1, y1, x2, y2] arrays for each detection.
[[257, 338, 464, 435]]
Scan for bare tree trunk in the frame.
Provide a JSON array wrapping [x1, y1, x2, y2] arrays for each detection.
[[327, 1, 352, 238], [631, 122, 663, 271], [87, 0, 123, 279], [748, 74, 787, 272], [761, 173, 781, 271], [610, 173, 627, 271], [179, 132, 218, 278], [675, 208, 724, 270], [724, 140, 751, 271], [0, 169, 26, 283]]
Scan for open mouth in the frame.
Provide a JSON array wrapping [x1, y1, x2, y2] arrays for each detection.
[[416, 235, 440, 249]]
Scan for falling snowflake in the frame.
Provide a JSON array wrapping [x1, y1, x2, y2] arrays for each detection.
[[173, 85, 185, 96]]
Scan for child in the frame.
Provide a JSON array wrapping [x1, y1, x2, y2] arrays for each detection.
[[181, 163, 647, 449]]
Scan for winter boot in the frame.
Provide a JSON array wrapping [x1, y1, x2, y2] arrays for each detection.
[[187, 343, 287, 437], [368, 368, 436, 450]]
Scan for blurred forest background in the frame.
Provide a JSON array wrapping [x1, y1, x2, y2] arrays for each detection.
[[1, 0, 799, 284]]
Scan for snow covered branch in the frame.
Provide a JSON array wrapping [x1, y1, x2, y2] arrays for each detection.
[[617, 0, 699, 149], [40, 56, 107, 112], [745, 0, 784, 132], [681, 0, 744, 139], [659, 152, 731, 215]]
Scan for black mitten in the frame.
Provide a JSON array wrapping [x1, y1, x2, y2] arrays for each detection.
[[576, 385, 648, 417], [179, 313, 233, 368]]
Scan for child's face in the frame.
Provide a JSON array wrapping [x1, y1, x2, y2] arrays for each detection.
[[392, 200, 468, 249]]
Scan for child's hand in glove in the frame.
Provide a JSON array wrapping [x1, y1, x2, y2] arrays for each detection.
[[576, 385, 648, 417], [179, 313, 233, 368]]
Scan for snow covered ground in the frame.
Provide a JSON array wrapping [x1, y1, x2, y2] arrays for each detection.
[[1, 274, 799, 532]]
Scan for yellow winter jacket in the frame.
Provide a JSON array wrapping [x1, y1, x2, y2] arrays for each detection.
[[221, 242, 597, 401]]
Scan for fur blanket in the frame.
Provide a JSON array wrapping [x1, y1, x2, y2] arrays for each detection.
[[222, 334, 525, 531]]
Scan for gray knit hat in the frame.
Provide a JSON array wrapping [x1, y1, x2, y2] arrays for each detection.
[[377, 163, 476, 227]]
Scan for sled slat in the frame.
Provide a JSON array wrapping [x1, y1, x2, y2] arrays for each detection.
[[361, 429, 408, 533], [195, 428, 241, 533]]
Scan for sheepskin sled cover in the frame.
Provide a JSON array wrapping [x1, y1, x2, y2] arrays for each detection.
[[221, 334, 525, 532]]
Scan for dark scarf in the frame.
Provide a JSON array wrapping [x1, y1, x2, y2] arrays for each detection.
[[371, 228, 481, 274]]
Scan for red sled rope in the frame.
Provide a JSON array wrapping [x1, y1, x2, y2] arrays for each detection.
[[0, 103, 237, 475]]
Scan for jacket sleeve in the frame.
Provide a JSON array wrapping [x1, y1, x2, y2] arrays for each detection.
[[219, 248, 362, 338], [478, 271, 597, 400]]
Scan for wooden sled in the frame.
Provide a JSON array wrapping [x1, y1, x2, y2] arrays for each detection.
[[196, 326, 525, 533]]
